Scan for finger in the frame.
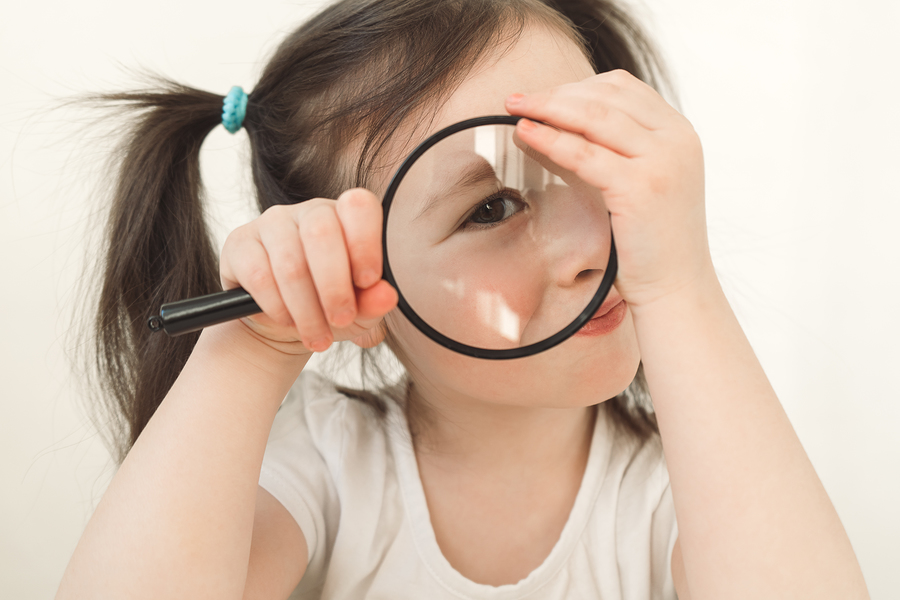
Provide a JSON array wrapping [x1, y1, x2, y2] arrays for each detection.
[[514, 119, 630, 195], [334, 188, 383, 289], [350, 326, 385, 349], [590, 69, 677, 126], [221, 230, 293, 327], [354, 279, 398, 327], [257, 207, 332, 350], [297, 202, 358, 329], [511, 93, 652, 158], [511, 125, 584, 190], [506, 70, 671, 135], [347, 281, 398, 348]]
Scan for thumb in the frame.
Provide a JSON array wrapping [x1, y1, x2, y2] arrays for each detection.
[[351, 322, 387, 348], [348, 280, 397, 348], [354, 279, 398, 326]]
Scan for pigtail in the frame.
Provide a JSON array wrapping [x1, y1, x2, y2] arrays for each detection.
[[86, 77, 225, 463]]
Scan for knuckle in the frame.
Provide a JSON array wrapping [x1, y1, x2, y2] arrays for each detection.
[[279, 257, 308, 281], [543, 86, 563, 105], [300, 206, 339, 240], [599, 80, 624, 101], [323, 287, 354, 312], [667, 122, 702, 155], [646, 170, 671, 195], [302, 197, 334, 213], [340, 188, 374, 210], [571, 139, 596, 165], [604, 106, 628, 130], [245, 265, 273, 291], [307, 219, 336, 241], [223, 223, 251, 249], [607, 68, 631, 83], [586, 101, 610, 122], [346, 239, 375, 264], [272, 306, 294, 327], [261, 203, 290, 221], [222, 228, 239, 248]]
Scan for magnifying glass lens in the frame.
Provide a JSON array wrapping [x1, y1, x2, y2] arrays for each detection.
[[384, 121, 613, 355]]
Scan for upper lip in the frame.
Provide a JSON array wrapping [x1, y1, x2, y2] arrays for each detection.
[[590, 293, 624, 319]]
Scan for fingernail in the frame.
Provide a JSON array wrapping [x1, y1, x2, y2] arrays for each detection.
[[518, 118, 537, 132], [506, 93, 525, 105], [309, 337, 332, 352]]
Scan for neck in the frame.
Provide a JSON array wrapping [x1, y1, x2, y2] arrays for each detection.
[[406, 378, 597, 481]]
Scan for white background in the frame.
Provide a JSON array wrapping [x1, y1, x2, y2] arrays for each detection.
[[1, 0, 898, 597]]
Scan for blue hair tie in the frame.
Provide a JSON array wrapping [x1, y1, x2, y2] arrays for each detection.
[[221, 86, 248, 134]]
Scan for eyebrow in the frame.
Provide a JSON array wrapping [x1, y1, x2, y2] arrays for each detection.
[[414, 157, 499, 221]]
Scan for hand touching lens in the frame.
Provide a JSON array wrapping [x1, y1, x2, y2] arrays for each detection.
[[506, 69, 711, 312]]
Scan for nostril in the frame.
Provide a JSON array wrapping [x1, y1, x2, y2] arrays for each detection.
[[575, 268, 602, 284]]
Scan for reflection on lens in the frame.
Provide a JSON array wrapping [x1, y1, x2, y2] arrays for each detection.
[[384, 120, 613, 354]]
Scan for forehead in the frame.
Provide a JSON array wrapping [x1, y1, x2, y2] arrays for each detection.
[[368, 24, 594, 195], [435, 24, 594, 129]]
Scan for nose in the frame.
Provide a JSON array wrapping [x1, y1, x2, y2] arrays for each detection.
[[538, 184, 612, 288]]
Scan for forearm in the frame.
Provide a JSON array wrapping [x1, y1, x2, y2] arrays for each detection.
[[631, 269, 868, 599], [57, 321, 310, 600]]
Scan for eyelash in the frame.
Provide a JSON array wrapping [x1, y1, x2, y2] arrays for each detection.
[[461, 187, 527, 231]]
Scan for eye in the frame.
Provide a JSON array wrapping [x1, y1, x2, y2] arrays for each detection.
[[463, 188, 526, 230]]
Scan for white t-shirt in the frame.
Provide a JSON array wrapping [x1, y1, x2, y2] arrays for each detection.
[[259, 371, 678, 600]]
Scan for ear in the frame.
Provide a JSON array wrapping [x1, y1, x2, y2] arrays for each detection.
[[351, 320, 387, 349]]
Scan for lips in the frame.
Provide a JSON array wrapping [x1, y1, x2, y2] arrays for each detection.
[[590, 293, 624, 320]]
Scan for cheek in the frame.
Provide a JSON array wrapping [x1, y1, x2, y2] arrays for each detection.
[[393, 243, 544, 349]]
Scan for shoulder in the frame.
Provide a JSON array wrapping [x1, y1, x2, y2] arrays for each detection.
[[583, 404, 672, 543], [601, 408, 678, 598], [273, 368, 351, 425], [574, 405, 677, 597], [603, 408, 670, 505], [269, 370, 349, 444], [259, 370, 400, 572], [268, 370, 394, 468]]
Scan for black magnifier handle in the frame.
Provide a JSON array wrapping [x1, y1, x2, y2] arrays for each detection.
[[147, 288, 261, 336]]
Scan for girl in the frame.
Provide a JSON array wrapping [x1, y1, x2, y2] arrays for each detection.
[[58, 0, 869, 598]]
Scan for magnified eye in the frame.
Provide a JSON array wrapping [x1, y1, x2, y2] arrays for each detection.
[[464, 188, 526, 230]]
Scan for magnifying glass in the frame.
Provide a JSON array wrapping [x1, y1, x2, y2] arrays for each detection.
[[148, 116, 617, 359]]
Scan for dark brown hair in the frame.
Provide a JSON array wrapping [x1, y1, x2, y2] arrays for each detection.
[[77, 0, 673, 463]]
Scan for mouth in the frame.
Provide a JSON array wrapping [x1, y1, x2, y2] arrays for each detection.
[[573, 293, 627, 337], [590, 293, 624, 320]]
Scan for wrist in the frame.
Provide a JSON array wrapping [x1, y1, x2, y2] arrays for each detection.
[[627, 264, 726, 326], [195, 320, 312, 384]]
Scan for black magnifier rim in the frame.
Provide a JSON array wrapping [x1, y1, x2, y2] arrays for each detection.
[[381, 115, 617, 360]]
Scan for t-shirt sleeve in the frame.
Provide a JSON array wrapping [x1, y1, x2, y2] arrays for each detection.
[[612, 427, 680, 600], [650, 475, 679, 600], [258, 371, 342, 566]]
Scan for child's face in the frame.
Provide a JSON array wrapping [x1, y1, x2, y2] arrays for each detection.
[[371, 24, 641, 409]]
